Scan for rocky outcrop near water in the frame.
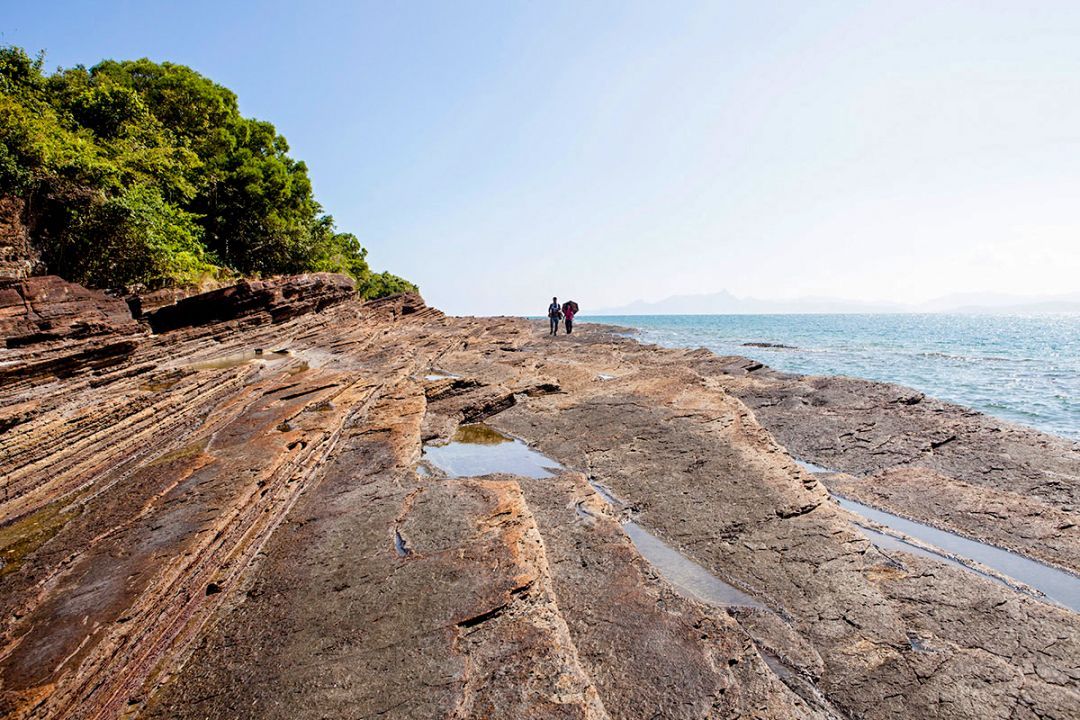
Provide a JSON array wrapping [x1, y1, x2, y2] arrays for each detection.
[[714, 363, 1080, 576], [0, 281, 1076, 719]]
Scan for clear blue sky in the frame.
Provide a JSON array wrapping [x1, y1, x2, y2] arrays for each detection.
[[6, 1, 1080, 315]]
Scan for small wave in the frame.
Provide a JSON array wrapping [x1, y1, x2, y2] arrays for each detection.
[[742, 341, 798, 350], [914, 351, 1019, 364]]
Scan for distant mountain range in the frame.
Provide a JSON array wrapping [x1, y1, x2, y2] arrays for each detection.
[[593, 290, 1080, 315]]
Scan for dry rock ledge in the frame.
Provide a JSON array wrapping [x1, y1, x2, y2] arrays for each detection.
[[0, 274, 1077, 720]]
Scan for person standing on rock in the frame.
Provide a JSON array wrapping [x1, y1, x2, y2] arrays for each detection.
[[562, 300, 577, 334], [548, 297, 562, 335]]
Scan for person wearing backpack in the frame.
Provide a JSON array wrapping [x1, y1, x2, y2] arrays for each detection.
[[562, 301, 577, 334], [548, 297, 562, 335]]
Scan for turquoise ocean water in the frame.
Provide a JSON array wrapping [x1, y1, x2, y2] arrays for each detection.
[[585, 314, 1079, 441]]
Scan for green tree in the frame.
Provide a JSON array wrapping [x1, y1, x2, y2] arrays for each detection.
[[0, 46, 415, 297]]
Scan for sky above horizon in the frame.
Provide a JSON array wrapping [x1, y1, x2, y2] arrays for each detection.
[[5, 1, 1080, 315]]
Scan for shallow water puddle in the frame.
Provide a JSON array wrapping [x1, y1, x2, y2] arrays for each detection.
[[788, 455, 1080, 611], [856, 525, 1008, 588], [622, 522, 765, 609], [837, 496, 1080, 612], [188, 350, 289, 371], [580, 478, 763, 610], [393, 529, 411, 557], [424, 426, 764, 609], [422, 424, 563, 479], [794, 458, 835, 474], [423, 371, 460, 381]]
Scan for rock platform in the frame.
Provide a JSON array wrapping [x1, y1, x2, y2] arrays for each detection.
[[0, 277, 1076, 719]]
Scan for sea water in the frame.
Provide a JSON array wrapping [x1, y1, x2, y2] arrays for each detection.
[[588, 314, 1079, 440]]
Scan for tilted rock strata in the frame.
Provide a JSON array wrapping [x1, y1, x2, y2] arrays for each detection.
[[143, 272, 358, 332], [0, 275, 140, 346], [705, 357, 1080, 576], [425, 323, 1079, 719], [0, 289, 1076, 719], [514, 473, 826, 719]]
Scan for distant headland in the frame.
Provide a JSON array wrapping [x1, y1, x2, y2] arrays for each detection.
[[596, 289, 1080, 315]]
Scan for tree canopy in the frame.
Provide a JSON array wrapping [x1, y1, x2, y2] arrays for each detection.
[[0, 46, 415, 297]]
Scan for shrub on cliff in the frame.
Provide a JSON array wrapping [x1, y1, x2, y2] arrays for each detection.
[[0, 46, 416, 296]]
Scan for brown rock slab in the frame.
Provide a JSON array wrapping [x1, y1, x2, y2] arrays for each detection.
[[144, 384, 607, 720], [0, 275, 139, 346], [517, 472, 827, 719], [0, 292, 1076, 719], [144, 272, 356, 332]]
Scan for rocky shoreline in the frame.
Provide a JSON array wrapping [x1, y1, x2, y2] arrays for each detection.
[[717, 359, 1080, 578], [0, 274, 1077, 719]]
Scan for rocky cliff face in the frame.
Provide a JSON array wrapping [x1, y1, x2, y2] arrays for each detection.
[[0, 278, 1076, 719], [142, 272, 358, 332], [0, 196, 40, 281], [0, 275, 140, 345]]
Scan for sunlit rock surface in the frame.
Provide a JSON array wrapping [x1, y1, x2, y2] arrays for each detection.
[[0, 277, 1076, 719]]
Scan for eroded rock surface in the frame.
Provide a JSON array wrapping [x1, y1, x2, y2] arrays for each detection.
[[144, 272, 357, 332], [0, 275, 139, 345], [0, 196, 40, 281], [0, 290, 1076, 719], [707, 358, 1080, 576]]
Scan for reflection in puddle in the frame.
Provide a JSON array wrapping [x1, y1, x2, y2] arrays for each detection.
[[452, 424, 512, 445], [759, 650, 794, 682], [838, 496, 1080, 612], [423, 425, 563, 479], [597, 374, 616, 381], [906, 633, 937, 653], [424, 373, 460, 381], [622, 523, 764, 609]]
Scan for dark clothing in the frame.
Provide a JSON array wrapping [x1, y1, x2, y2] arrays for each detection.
[[548, 302, 561, 335], [564, 317, 573, 334]]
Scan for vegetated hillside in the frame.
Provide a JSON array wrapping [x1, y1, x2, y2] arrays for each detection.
[[0, 46, 414, 297]]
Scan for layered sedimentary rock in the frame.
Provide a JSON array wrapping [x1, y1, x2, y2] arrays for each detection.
[[0, 275, 139, 345], [710, 361, 1080, 575], [429, 326, 1080, 719], [0, 281, 1076, 719], [143, 272, 357, 332]]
